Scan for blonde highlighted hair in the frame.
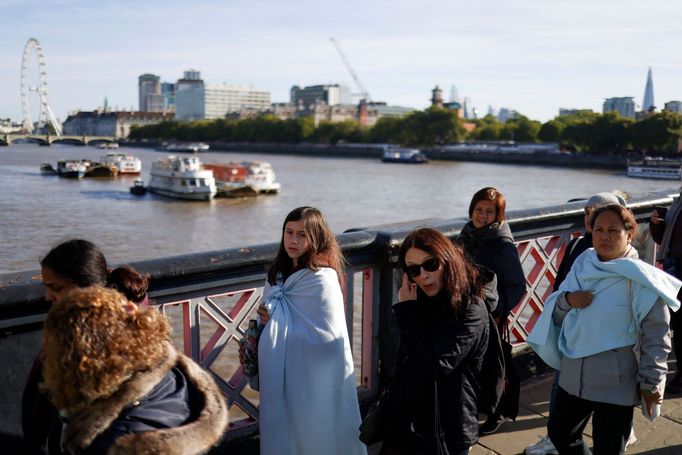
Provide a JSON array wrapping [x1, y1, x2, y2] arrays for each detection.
[[42, 286, 171, 412]]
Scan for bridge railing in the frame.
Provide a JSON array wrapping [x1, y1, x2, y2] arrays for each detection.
[[0, 188, 675, 441]]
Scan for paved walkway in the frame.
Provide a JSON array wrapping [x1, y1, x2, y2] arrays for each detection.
[[471, 364, 682, 455]]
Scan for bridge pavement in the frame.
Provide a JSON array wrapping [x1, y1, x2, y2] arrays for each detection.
[[364, 356, 682, 455], [469, 357, 682, 455]]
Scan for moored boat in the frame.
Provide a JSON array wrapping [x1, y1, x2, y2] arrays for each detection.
[[203, 161, 281, 197], [96, 142, 119, 149], [57, 160, 87, 179], [381, 146, 429, 164], [86, 163, 119, 178], [101, 152, 142, 175], [40, 162, 58, 175], [148, 156, 216, 201], [129, 180, 147, 196], [159, 142, 210, 153], [627, 157, 682, 180]]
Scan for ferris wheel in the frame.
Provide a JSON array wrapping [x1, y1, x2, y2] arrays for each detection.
[[21, 38, 62, 135]]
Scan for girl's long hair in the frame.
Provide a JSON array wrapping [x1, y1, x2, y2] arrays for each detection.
[[398, 227, 482, 311], [267, 206, 345, 287]]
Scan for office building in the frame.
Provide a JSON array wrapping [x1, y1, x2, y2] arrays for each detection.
[[642, 67, 655, 112], [138, 74, 164, 112], [175, 70, 205, 121], [204, 84, 271, 119], [161, 82, 175, 112], [290, 84, 352, 109], [603, 97, 636, 119], [664, 101, 682, 114]]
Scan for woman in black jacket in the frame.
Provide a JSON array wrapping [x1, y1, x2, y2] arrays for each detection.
[[382, 228, 489, 455], [456, 187, 526, 435]]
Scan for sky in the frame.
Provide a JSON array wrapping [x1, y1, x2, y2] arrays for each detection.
[[2, 0, 682, 124]]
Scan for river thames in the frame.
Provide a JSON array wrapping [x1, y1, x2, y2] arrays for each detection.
[[0, 143, 675, 273]]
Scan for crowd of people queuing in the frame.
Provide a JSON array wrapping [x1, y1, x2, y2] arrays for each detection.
[[18, 186, 682, 454]]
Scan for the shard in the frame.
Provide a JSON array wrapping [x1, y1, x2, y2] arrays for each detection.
[[642, 67, 655, 112]]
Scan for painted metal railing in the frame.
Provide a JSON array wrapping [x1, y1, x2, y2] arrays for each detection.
[[0, 188, 675, 441]]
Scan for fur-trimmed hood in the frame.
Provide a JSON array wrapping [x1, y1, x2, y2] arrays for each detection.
[[61, 343, 228, 454]]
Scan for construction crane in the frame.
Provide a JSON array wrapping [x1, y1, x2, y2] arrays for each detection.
[[329, 37, 371, 103]]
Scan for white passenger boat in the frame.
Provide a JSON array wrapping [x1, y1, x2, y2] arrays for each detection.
[[203, 161, 281, 197], [96, 142, 119, 149], [148, 156, 217, 201], [161, 142, 210, 153], [627, 157, 682, 180], [381, 146, 429, 164], [101, 152, 142, 175]]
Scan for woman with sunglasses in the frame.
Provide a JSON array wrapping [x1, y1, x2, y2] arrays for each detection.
[[381, 228, 489, 455], [456, 187, 526, 435]]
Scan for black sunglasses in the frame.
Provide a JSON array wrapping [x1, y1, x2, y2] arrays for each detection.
[[405, 258, 440, 278]]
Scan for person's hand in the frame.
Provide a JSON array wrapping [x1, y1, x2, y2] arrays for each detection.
[[397, 273, 417, 302], [641, 388, 662, 417], [566, 290, 593, 309], [651, 210, 662, 225], [257, 303, 270, 326]]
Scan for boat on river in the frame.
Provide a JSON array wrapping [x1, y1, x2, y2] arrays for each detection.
[[57, 160, 87, 179], [40, 162, 58, 175], [129, 179, 147, 196], [627, 157, 682, 180], [203, 161, 281, 197], [101, 152, 142, 175], [158, 142, 210, 153], [86, 163, 119, 178], [381, 146, 429, 164], [96, 142, 119, 150], [148, 156, 217, 201]]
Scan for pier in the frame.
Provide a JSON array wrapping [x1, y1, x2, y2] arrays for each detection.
[[1, 188, 681, 453]]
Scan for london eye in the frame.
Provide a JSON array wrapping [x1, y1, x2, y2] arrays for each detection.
[[21, 38, 62, 135]]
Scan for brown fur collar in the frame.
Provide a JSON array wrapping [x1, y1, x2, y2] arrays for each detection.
[[62, 343, 228, 454]]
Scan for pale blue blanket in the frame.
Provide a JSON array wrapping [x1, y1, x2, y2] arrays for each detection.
[[528, 248, 681, 370]]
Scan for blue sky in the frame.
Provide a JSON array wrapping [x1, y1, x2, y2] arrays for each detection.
[[2, 0, 681, 124]]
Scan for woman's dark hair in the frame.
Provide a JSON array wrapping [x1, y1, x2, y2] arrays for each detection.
[[41, 239, 108, 287], [398, 228, 482, 311], [41, 239, 148, 303], [267, 207, 345, 287], [590, 204, 639, 237], [468, 187, 506, 224], [107, 265, 149, 304]]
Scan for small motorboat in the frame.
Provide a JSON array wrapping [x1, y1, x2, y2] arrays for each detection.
[[40, 162, 58, 175], [129, 180, 147, 196]]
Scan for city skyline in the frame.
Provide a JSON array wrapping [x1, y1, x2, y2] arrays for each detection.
[[2, 0, 681, 124]]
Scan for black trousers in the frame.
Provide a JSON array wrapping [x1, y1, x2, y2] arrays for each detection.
[[547, 387, 633, 455], [671, 306, 682, 373]]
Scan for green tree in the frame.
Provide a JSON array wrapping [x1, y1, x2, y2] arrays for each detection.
[[537, 120, 564, 143]]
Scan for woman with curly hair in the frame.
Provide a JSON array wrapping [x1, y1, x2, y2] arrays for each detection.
[[42, 286, 228, 454], [23, 239, 150, 454], [256, 206, 366, 455]]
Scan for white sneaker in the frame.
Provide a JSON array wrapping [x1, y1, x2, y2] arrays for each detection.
[[625, 427, 637, 451], [525, 435, 558, 455]]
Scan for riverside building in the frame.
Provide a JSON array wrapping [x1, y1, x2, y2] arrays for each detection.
[[603, 97, 636, 119], [62, 110, 173, 139]]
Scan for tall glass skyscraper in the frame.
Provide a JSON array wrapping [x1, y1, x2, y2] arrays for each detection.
[[642, 67, 655, 112]]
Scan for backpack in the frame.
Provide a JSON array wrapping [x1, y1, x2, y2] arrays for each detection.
[[475, 266, 506, 416]]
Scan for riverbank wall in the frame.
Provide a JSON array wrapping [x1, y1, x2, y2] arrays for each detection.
[[122, 140, 628, 170]]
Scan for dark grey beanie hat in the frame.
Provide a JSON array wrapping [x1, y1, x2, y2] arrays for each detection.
[[585, 192, 627, 208]]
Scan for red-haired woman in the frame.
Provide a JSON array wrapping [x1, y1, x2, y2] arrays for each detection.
[[456, 187, 526, 435], [382, 228, 489, 455], [257, 207, 366, 455]]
